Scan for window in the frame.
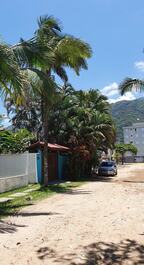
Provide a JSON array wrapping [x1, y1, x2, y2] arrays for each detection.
[[100, 162, 115, 167]]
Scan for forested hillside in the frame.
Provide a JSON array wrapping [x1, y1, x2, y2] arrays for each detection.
[[111, 98, 144, 142]]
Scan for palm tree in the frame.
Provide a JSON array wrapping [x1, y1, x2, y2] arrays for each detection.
[[66, 90, 115, 177], [119, 78, 144, 95], [0, 42, 27, 98], [75, 89, 110, 113], [9, 15, 92, 185]]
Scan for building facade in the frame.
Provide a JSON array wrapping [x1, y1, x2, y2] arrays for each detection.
[[123, 122, 144, 162]]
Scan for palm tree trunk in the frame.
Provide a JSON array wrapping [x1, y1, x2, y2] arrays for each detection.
[[43, 117, 49, 186], [42, 69, 53, 186], [42, 95, 49, 186]]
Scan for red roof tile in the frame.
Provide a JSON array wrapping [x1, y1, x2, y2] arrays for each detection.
[[28, 141, 69, 152]]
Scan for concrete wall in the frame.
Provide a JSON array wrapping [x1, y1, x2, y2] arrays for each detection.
[[124, 156, 135, 163], [0, 175, 28, 193], [0, 152, 37, 193], [124, 156, 144, 163], [0, 153, 27, 178], [27, 153, 37, 183]]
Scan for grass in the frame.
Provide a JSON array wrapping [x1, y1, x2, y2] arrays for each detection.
[[0, 181, 85, 219]]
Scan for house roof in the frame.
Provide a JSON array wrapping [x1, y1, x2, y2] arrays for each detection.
[[28, 141, 70, 152]]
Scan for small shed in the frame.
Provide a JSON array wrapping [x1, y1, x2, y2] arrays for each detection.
[[28, 141, 69, 183]]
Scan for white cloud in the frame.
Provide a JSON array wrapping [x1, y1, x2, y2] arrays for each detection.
[[101, 82, 136, 103], [108, 92, 136, 103], [101, 82, 118, 97], [135, 61, 144, 72]]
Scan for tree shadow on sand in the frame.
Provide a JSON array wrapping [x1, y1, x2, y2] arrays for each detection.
[[0, 202, 33, 217], [37, 239, 144, 264], [79, 240, 144, 265], [0, 220, 27, 234], [17, 211, 60, 217]]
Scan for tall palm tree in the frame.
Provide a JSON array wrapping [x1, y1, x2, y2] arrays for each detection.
[[10, 15, 92, 185]]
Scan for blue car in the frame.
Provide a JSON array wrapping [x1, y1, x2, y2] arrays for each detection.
[[98, 161, 117, 176]]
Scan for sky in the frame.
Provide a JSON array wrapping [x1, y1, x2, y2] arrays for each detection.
[[0, 0, 144, 125]]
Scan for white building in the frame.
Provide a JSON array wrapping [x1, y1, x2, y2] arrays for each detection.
[[123, 122, 144, 162]]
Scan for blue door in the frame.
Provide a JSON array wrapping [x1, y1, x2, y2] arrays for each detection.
[[36, 151, 42, 183], [58, 154, 68, 180]]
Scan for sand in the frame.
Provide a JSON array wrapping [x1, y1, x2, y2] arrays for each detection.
[[0, 163, 144, 265]]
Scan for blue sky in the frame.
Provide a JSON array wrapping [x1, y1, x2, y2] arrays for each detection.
[[0, 0, 144, 124]]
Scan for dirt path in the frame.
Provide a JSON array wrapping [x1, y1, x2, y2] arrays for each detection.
[[1, 163, 144, 265]]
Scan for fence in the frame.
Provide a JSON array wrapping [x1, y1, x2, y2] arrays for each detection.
[[0, 152, 37, 193], [124, 156, 144, 163]]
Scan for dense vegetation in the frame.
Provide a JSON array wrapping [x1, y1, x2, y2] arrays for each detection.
[[111, 98, 144, 142], [5, 87, 115, 178], [0, 15, 92, 184], [0, 129, 35, 154], [0, 14, 116, 182]]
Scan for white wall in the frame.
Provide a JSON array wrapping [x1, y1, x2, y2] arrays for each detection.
[[0, 153, 27, 178], [0, 175, 28, 193], [0, 152, 37, 193], [27, 153, 37, 183]]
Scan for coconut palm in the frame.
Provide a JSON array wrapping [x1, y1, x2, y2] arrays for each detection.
[[8, 15, 92, 185]]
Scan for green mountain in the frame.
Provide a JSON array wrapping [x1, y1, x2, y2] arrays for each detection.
[[111, 98, 144, 142]]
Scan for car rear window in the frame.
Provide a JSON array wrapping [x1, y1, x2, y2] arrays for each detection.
[[100, 162, 115, 167]]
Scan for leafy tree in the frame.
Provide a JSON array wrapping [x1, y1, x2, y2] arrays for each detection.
[[0, 129, 35, 154], [115, 143, 137, 164], [5, 93, 42, 136]]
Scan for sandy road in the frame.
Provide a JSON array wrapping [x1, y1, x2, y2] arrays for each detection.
[[0, 163, 144, 265]]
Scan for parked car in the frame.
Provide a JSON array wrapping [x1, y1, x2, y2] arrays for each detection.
[[98, 161, 117, 176]]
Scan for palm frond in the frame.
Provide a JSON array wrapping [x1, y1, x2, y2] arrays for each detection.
[[24, 68, 58, 96], [36, 15, 62, 38], [54, 36, 92, 74], [12, 38, 54, 69], [0, 43, 28, 96], [53, 66, 68, 82], [119, 78, 144, 95]]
